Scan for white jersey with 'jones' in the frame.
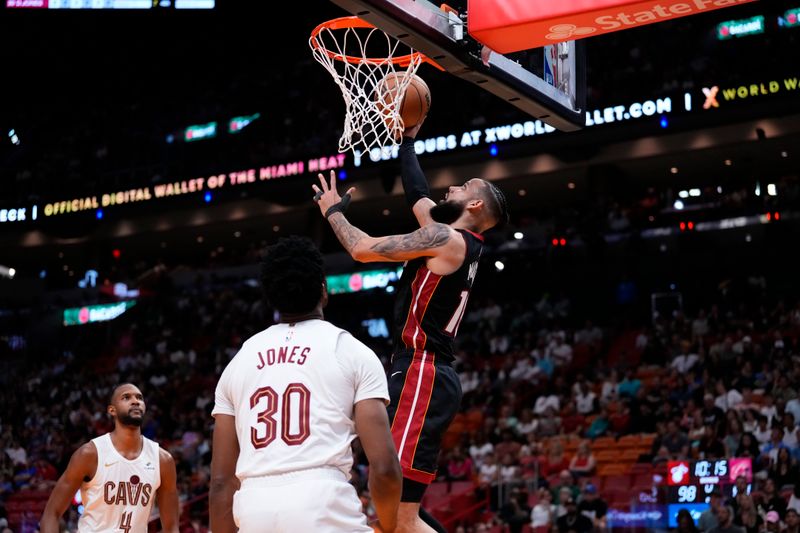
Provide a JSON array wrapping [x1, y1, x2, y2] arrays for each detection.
[[212, 319, 389, 481]]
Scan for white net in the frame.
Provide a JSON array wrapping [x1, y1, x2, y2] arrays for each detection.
[[310, 19, 424, 155]]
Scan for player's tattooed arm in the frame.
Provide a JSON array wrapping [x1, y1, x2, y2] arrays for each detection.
[[370, 223, 450, 256], [327, 212, 371, 255], [327, 213, 452, 263]]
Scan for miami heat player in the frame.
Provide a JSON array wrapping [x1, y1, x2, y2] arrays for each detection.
[[313, 118, 509, 533]]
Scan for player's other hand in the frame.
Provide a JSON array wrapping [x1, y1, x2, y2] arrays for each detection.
[[312, 170, 355, 217], [403, 119, 425, 139]]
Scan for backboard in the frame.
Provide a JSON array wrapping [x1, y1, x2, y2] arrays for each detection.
[[327, 0, 586, 132]]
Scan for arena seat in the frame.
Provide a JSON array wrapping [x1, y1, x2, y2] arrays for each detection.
[[620, 448, 645, 462], [598, 463, 629, 476], [629, 462, 653, 475], [594, 449, 622, 464], [616, 434, 641, 448], [603, 474, 633, 492], [450, 480, 477, 495], [639, 433, 657, 448], [465, 409, 485, 432], [591, 436, 616, 449], [632, 473, 656, 490], [422, 482, 451, 508]]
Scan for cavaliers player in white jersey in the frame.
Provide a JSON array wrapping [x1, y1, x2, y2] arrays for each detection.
[[40, 383, 180, 533], [209, 235, 401, 533], [313, 118, 508, 533]]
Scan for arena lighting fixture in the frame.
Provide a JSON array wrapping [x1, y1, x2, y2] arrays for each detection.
[[494, 261, 505, 271], [513, 232, 524, 240], [0, 265, 16, 279]]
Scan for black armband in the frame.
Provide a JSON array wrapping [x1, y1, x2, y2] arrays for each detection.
[[324, 193, 351, 219], [400, 137, 430, 207]]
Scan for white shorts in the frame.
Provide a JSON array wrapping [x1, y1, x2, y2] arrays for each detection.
[[234, 467, 372, 533]]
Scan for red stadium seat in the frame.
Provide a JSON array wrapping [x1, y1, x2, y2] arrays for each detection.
[[603, 475, 633, 492], [450, 480, 476, 495], [633, 472, 655, 488], [629, 462, 653, 475]]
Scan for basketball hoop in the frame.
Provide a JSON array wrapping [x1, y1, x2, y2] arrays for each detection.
[[310, 16, 438, 155]]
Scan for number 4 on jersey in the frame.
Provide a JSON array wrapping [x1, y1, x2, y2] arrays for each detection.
[[118, 511, 132, 533]]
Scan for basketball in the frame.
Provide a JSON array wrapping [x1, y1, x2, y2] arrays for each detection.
[[376, 73, 431, 129]]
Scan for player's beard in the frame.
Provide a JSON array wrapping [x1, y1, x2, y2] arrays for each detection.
[[430, 199, 466, 224], [118, 411, 144, 427]]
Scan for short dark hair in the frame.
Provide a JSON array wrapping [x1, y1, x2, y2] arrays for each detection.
[[110, 383, 139, 404], [260, 235, 325, 314], [478, 180, 509, 229]]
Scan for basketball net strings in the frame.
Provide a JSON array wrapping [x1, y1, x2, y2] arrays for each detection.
[[310, 26, 423, 155]]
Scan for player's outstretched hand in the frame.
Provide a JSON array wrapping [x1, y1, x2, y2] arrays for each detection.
[[403, 119, 424, 139], [312, 170, 355, 218], [393, 115, 426, 142]]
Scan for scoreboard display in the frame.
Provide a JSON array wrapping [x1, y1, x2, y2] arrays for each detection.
[[667, 458, 753, 487], [668, 483, 742, 504], [665, 458, 752, 527]]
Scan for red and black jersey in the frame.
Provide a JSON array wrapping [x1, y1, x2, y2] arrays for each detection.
[[392, 228, 483, 363]]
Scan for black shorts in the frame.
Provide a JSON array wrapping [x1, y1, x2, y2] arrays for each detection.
[[386, 351, 462, 489]]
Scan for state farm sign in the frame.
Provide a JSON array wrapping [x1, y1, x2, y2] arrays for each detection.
[[468, 0, 758, 53]]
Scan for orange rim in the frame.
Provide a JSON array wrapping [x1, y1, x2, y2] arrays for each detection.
[[310, 16, 442, 70]]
